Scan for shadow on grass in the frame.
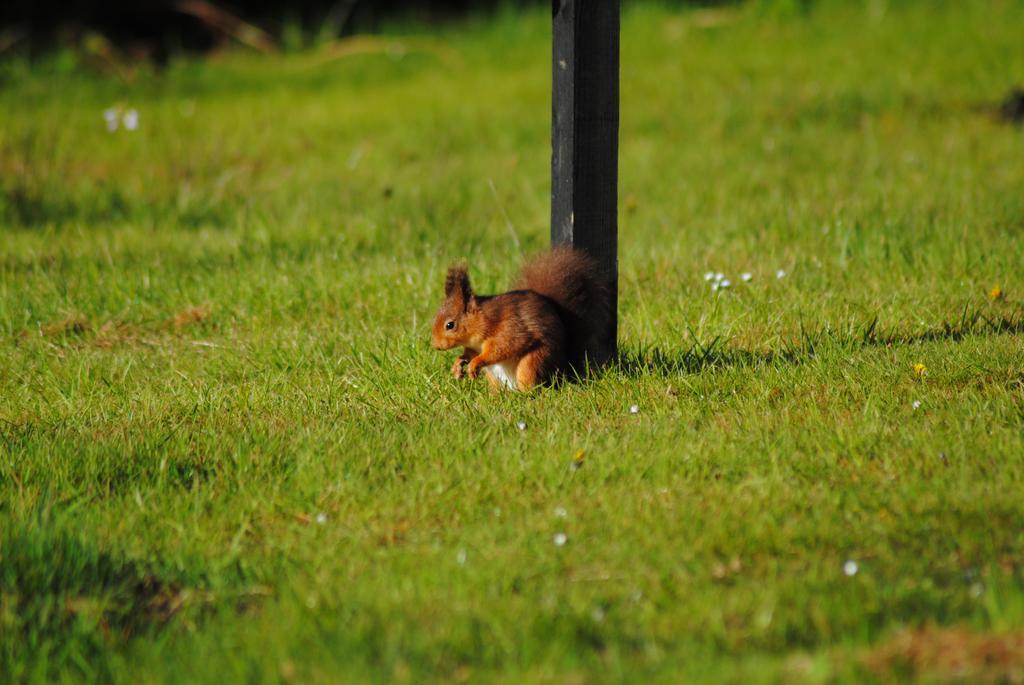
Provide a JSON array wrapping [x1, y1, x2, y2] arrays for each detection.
[[615, 307, 1024, 378], [0, 509, 274, 681], [0, 517, 184, 680], [1, 177, 229, 231]]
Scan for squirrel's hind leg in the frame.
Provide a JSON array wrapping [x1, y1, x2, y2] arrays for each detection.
[[515, 346, 561, 391]]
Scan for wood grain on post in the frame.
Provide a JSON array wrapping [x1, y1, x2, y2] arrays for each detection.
[[551, 0, 620, 366]]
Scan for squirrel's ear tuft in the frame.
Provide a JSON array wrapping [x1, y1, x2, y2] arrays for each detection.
[[444, 264, 472, 308]]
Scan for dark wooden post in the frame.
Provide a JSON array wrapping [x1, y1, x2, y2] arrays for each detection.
[[551, 0, 620, 366]]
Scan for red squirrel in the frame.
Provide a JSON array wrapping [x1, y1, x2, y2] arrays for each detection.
[[430, 247, 612, 391]]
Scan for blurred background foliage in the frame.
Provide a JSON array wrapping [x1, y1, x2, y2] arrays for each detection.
[[3, 0, 893, 63]]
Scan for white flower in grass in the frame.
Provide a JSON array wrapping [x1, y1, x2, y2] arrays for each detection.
[[912, 400, 921, 410], [719, 279, 731, 289], [776, 269, 787, 279], [715, 272, 725, 282], [704, 271, 716, 281], [103, 108, 119, 132], [553, 532, 568, 547], [843, 560, 859, 576], [516, 420, 527, 431], [554, 506, 568, 519], [123, 109, 139, 131], [711, 282, 720, 292], [740, 272, 753, 282], [629, 404, 640, 414], [315, 513, 327, 525]]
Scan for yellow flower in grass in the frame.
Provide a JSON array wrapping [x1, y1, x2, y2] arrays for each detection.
[[913, 363, 927, 377], [989, 285, 1004, 301], [571, 449, 586, 471]]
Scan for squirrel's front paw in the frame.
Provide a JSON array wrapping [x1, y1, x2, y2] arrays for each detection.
[[451, 357, 467, 379], [467, 359, 483, 379]]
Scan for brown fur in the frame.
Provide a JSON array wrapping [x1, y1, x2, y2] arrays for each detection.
[[430, 247, 611, 391], [514, 246, 612, 371]]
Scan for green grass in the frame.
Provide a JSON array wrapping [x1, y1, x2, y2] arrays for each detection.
[[2, 1, 1024, 682]]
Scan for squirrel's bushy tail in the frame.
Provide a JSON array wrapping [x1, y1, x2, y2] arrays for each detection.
[[515, 246, 613, 372]]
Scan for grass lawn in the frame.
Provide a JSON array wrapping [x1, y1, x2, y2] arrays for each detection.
[[2, 1, 1024, 682]]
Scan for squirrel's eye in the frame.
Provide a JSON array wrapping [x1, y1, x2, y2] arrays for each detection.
[[445, 320, 455, 331]]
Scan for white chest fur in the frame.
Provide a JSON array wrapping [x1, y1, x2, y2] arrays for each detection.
[[485, 360, 519, 390]]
